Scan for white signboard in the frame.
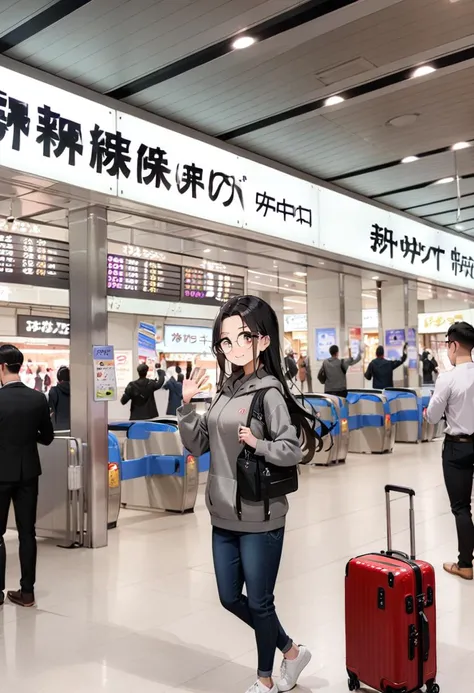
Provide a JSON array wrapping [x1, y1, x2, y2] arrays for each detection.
[[242, 160, 317, 245], [362, 308, 378, 330], [418, 309, 474, 334], [92, 346, 117, 402], [0, 66, 116, 195], [319, 187, 474, 290], [117, 112, 242, 228], [163, 324, 213, 354], [284, 313, 308, 331]]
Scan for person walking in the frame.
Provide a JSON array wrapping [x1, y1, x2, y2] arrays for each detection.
[[48, 366, 71, 431], [425, 321, 474, 580], [178, 296, 319, 693], [420, 350, 439, 385], [121, 363, 165, 420], [0, 344, 54, 607], [317, 343, 362, 398], [364, 343, 407, 389], [163, 366, 184, 416]]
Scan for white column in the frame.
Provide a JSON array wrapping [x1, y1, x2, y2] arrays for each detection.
[[380, 279, 418, 387]]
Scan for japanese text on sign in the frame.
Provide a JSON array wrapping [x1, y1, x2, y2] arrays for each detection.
[[17, 315, 70, 338]]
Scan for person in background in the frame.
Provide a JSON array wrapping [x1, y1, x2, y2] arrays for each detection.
[[284, 349, 298, 382], [43, 368, 52, 393], [425, 321, 474, 580], [318, 343, 362, 398], [164, 366, 183, 416], [34, 367, 43, 392], [0, 344, 54, 607], [48, 366, 71, 431], [421, 349, 439, 385], [121, 363, 165, 420], [364, 343, 407, 389]]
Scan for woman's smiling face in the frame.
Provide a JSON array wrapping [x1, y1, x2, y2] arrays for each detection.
[[217, 315, 270, 368]]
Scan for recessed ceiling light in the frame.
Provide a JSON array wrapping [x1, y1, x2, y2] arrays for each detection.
[[324, 95, 345, 107], [232, 35, 255, 50], [203, 248, 211, 253], [452, 141, 471, 151], [433, 176, 454, 185], [455, 224, 465, 231], [318, 261, 325, 265], [293, 271, 307, 277], [411, 65, 436, 78], [284, 284, 289, 288], [372, 275, 380, 280], [401, 155, 419, 164]]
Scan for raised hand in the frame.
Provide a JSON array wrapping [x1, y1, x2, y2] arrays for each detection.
[[182, 368, 210, 404]]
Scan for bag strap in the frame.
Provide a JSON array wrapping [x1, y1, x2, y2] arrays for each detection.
[[245, 387, 275, 439]]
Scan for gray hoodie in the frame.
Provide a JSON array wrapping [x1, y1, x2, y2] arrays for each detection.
[[177, 371, 302, 533]]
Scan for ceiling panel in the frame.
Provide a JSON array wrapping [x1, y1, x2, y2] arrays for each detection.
[[377, 177, 474, 209], [0, 0, 54, 36], [412, 194, 474, 217]]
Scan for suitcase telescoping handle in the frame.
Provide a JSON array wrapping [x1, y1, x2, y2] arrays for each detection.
[[385, 485, 416, 561]]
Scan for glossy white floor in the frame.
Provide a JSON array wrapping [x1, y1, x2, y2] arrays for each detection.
[[1, 441, 471, 692]]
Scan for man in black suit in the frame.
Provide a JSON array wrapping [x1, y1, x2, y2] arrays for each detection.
[[0, 345, 54, 607]]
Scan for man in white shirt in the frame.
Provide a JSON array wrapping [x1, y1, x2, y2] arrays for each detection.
[[426, 321, 474, 580]]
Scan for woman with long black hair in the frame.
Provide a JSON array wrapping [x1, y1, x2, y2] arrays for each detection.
[[177, 295, 318, 693]]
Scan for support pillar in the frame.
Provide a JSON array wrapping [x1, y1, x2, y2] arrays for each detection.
[[379, 279, 418, 388], [307, 269, 363, 389], [69, 206, 108, 549]]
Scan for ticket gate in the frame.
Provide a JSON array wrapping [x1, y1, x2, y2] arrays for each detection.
[[302, 394, 349, 465], [121, 420, 199, 514], [384, 388, 421, 443], [8, 435, 84, 547], [418, 390, 446, 442], [346, 390, 394, 454]]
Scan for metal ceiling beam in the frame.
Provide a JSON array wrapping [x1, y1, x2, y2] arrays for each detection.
[[219, 44, 474, 141], [0, 0, 92, 53], [107, 0, 360, 99], [371, 173, 474, 200]]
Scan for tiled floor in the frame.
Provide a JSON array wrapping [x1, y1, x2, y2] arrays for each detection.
[[1, 441, 471, 691]]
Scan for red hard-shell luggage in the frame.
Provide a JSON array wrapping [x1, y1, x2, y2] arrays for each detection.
[[345, 485, 438, 693]]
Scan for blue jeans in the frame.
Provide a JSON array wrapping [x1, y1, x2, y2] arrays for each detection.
[[212, 526, 292, 677]]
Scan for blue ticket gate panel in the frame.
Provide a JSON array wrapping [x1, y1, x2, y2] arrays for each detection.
[[347, 390, 394, 454], [121, 420, 199, 514], [302, 394, 349, 465], [384, 389, 421, 443], [418, 389, 445, 442]]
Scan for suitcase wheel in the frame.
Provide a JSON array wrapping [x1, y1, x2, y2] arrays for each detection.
[[427, 685, 440, 693], [347, 673, 360, 691]]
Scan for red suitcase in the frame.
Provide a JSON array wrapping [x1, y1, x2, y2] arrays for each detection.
[[345, 485, 438, 693]]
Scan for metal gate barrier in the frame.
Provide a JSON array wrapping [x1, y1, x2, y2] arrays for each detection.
[[302, 393, 349, 465], [347, 390, 394, 454], [8, 435, 84, 548]]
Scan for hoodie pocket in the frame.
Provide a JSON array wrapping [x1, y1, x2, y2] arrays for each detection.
[[206, 474, 237, 521]]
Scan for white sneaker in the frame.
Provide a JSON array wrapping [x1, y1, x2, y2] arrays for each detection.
[[277, 645, 312, 692], [246, 681, 278, 693]]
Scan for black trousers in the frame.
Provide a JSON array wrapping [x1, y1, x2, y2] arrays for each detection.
[[443, 440, 474, 568], [0, 477, 39, 593]]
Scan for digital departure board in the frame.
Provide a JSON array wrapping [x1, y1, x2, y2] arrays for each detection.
[[107, 254, 182, 301], [0, 232, 69, 289], [182, 266, 244, 305]]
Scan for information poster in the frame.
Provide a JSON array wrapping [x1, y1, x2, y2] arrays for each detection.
[[115, 350, 134, 389], [407, 328, 418, 370], [92, 346, 117, 402], [385, 329, 405, 360], [137, 322, 156, 362], [315, 328, 337, 360], [348, 327, 362, 371]]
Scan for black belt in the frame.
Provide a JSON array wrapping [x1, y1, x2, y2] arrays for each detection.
[[445, 433, 474, 443]]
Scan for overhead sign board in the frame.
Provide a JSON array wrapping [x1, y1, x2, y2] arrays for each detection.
[[17, 315, 70, 338], [1, 64, 473, 289]]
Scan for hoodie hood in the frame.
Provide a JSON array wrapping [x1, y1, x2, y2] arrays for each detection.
[[58, 381, 70, 396]]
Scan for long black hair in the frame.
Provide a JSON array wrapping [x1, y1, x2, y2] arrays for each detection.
[[212, 295, 319, 462]]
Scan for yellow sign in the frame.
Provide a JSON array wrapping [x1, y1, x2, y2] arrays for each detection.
[[108, 465, 119, 489]]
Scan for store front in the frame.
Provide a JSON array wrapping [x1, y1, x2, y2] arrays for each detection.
[[0, 56, 473, 548]]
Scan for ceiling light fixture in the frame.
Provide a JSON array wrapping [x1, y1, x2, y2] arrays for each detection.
[[324, 95, 345, 107], [433, 176, 454, 185], [401, 155, 419, 164], [452, 141, 471, 151], [232, 35, 255, 50], [293, 271, 307, 277], [318, 261, 325, 265], [371, 275, 380, 280], [411, 65, 436, 78], [203, 248, 211, 253], [455, 224, 465, 231]]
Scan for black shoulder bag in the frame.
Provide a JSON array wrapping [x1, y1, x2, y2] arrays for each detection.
[[236, 388, 299, 522]]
